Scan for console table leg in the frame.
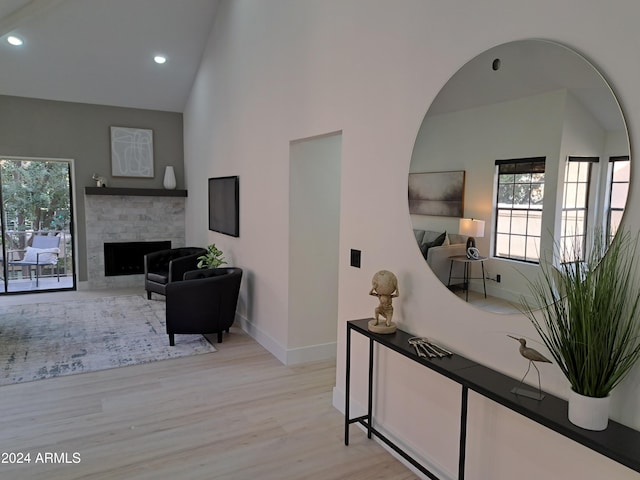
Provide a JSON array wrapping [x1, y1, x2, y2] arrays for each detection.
[[345, 325, 352, 446], [367, 337, 374, 439], [459, 386, 469, 480]]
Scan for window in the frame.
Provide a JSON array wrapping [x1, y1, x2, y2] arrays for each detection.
[[494, 157, 545, 263], [607, 156, 629, 243], [560, 157, 597, 262]]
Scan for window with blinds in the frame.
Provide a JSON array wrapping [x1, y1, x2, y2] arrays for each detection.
[[494, 157, 546, 263]]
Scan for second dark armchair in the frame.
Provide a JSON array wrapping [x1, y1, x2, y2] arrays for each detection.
[[165, 267, 243, 345], [144, 247, 207, 299]]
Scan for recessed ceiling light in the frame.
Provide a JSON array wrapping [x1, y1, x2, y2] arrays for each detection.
[[7, 35, 23, 46], [154, 55, 167, 64]]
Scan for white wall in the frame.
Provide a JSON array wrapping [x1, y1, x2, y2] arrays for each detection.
[[184, 1, 640, 478]]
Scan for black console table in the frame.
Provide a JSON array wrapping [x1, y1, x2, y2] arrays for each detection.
[[344, 319, 640, 479]]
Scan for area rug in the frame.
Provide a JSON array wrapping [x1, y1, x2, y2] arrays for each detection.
[[0, 294, 216, 386]]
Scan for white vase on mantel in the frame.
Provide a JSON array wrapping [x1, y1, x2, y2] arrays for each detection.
[[568, 389, 610, 431], [163, 166, 177, 190]]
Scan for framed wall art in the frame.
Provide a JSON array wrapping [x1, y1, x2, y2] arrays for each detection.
[[408, 170, 465, 217], [110, 126, 154, 178]]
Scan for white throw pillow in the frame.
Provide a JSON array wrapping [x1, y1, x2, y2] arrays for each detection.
[[23, 246, 59, 264]]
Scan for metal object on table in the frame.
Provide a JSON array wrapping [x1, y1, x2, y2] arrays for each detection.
[[408, 337, 453, 359], [408, 337, 426, 357]]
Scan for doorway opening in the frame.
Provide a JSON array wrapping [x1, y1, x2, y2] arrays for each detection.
[[0, 157, 76, 294], [288, 131, 342, 364]]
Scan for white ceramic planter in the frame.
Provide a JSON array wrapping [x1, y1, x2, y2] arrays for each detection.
[[568, 389, 610, 431]]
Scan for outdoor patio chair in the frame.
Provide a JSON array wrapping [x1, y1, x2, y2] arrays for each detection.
[[8, 235, 61, 286]]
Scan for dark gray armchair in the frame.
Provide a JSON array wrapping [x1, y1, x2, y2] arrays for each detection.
[[144, 247, 207, 299], [165, 267, 243, 346]]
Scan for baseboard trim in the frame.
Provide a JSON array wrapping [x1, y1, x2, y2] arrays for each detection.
[[286, 341, 336, 365], [236, 314, 287, 364], [236, 314, 336, 366]]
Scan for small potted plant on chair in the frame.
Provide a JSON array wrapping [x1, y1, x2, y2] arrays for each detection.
[[197, 243, 227, 269]]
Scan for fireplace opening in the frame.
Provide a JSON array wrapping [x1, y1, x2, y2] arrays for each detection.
[[104, 241, 171, 276]]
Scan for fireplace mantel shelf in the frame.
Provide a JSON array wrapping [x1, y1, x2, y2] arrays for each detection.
[[85, 187, 187, 197]]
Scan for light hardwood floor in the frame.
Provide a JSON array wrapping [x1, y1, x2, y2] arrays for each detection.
[[0, 310, 416, 479]]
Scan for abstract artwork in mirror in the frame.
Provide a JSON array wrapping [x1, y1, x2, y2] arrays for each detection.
[[409, 39, 630, 313], [408, 171, 465, 217]]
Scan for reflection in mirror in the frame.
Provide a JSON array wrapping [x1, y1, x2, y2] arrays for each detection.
[[409, 39, 630, 313]]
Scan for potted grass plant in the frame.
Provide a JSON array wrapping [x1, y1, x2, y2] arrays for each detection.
[[197, 243, 227, 269], [520, 229, 640, 430]]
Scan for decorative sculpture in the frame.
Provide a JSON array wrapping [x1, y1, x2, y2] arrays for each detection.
[[368, 270, 399, 334], [92, 173, 107, 188], [508, 335, 552, 400]]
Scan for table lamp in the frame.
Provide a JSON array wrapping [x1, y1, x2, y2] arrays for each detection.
[[459, 218, 485, 256]]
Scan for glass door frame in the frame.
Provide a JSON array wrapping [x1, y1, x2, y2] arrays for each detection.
[[0, 156, 77, 295]]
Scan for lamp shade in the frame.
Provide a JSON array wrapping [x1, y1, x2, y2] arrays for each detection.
[[459, 218, 485, 238]]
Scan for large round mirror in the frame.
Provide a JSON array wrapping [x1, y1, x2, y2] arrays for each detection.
[[409, 39, 630, 313]]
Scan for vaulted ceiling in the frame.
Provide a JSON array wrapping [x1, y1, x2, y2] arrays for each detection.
[[0, 2, 624, 132], [0, 0, 219, 112]]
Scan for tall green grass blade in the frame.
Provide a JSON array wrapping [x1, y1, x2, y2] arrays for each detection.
[[520, 230, 640, 398]]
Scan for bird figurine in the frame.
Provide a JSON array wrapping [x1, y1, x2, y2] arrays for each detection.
[[508, 335, 552, 400]]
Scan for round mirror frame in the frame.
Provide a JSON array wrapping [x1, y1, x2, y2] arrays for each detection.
[[409, 39, 630, 313]]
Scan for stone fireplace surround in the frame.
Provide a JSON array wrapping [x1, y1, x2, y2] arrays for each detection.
[[84, 188, 187, 289]]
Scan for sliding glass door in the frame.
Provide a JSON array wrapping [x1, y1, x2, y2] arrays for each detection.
[[0, 157, 76, 294]]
